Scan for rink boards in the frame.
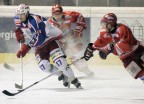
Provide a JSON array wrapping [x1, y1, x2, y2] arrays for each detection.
[[0, 53, 122, 66]]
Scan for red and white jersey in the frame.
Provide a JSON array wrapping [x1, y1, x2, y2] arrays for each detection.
[[48, 11, 87, 56], [48, 11, 86, 36], [93, 23, 139, 60]]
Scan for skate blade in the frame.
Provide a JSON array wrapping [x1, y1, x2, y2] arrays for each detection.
[[77, 86, 83, 89]]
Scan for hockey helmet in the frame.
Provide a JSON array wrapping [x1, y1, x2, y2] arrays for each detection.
[[101, 13, 117, 27], [16, 4, 30, 15], [52, 4, 63, 15]]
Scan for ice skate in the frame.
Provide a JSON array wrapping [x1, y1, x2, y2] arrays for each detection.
[[58, 74, 64, 81], [58, 74, 69, 87], [71, 78, 83, 89]]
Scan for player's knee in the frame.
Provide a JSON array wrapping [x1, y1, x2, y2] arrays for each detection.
[[54, 57, 68, 70], [50, 47, 66, 62], [50, 47, 67, 70], [54, 56, 75, 80], [126, 61, 143, 79], [38, 60, 52, 73]]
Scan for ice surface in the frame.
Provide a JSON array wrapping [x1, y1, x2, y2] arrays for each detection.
[[0, 64, 144, 104]]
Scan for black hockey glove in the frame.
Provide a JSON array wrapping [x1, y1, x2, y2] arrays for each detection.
[[99, 43, 114, 59], [84, 43, 94, 61]]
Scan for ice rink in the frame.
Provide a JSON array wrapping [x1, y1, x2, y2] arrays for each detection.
[[0, 64, 144, 104]]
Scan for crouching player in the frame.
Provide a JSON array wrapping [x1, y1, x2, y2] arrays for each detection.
[[84, 13, 144, 83]]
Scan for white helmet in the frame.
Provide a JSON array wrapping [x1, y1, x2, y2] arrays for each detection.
[[16, 4, 30, 15]]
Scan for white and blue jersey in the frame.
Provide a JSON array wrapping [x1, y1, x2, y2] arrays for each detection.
[[14, 14, 62, 48]]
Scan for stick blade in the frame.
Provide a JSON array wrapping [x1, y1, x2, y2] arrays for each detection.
[[15, 83, 23, 89], [3, 63, 15, 71], [2, 90, 16, 96]]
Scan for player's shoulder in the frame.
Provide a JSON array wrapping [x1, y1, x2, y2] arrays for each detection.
[[63, 11, 80, 16], [28, 14, 46, 23], [116, 23, 131, 34], [28, 14, 37, 22], [117, 23, 129, 30], [63, 11, 79, 14], [100, 23, 130, 36]]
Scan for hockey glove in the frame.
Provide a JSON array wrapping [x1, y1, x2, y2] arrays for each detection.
[[15, 28, 25, 43], [17, 44, 31, 58], [99, 43, 114, 59], [84, 43, 94, 61]]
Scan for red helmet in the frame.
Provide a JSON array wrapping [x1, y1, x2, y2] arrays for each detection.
[[52, 5, 63, 14], [101, 13, 117, 27]]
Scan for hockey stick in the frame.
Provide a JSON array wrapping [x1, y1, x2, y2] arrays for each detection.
[[14, 56, 83, 89], [4, 56, 83, 89], [3, 29, 36, 71], [15, 42, 24, 89], [3, 63, 15, 71], [69, 56, 84, 65], [4, 57, 35, 90], [3, 57, 35, 71], [2, 57, 84, 96], [2, 70, 61, 96]]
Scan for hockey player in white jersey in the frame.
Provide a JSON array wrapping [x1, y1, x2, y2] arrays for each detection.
[[14, 4, 82, 88]]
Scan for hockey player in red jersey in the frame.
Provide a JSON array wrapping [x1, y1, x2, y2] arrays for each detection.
[[48, 4, 94, 77], [84, 13, 144, 83], [14, 4, 82, 88]]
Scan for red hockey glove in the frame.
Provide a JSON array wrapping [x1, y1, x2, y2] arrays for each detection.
[[17, 44, 31, 58], [15, 28, 25, 43], [99, 43, 114, 59], [84, 43, 94, 61]]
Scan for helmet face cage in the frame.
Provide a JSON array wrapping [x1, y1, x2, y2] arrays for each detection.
[[101, 13, 117, 27], [52, 4, 63, 15], [16, 4, 30, 15]]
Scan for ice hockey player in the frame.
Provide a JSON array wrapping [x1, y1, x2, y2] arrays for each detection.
[[84, 13, 144, 83], [48, 4, 94, 77], [14, 4, 82, 88]]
